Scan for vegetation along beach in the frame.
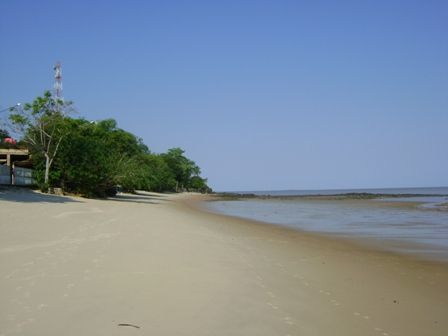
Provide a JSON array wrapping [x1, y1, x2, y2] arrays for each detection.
[[1, 1, 447, 336]]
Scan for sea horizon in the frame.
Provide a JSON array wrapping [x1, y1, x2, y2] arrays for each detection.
[[225, 186, 448, 196]]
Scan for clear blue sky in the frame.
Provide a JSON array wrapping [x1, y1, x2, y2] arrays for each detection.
[[1, 0, 447, 191]]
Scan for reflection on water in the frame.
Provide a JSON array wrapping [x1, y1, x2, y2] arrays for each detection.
[[206, 197, 448, 262]]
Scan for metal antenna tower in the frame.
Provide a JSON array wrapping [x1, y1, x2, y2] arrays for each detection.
[[53, 62, 63, 100]]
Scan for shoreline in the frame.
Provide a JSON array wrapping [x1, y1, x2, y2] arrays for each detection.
[[200, 194, 448, 263], [185, 194, 448, 265], [1, 190, 448, 335]]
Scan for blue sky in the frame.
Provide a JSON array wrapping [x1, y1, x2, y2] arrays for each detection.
[[1, 0, 447, 191]]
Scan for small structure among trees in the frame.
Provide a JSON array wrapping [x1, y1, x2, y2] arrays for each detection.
[[0, 148, 32, 185], [0, 129, 33, 185]]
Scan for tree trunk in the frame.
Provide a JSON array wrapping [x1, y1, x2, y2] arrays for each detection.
[[44, 154, 50, 185]]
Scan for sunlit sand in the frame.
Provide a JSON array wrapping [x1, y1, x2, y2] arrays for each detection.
[[1, 188, 447, 335]]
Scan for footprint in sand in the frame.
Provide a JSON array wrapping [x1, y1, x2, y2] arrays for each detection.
[[283, 317, 295, 325], [374, 328, 389, 336], [5, 269, 20, 279], [353, 311, 370, 320], [330, 299, 341, 307], [37, 303, 48, 310], [257, 282, 266, 289], [267, 302, 279, 310]]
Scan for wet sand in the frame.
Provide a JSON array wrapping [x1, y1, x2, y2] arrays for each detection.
[[1, 189, 448, 335]]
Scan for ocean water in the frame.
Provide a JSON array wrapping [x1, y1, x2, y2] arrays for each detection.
[[207, 187, 448, 261]]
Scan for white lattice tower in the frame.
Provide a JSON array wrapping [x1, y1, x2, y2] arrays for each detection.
[[53, 62, 63, 99]]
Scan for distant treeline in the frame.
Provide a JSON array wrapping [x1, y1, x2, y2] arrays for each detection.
[[3, 91, 211, 197]]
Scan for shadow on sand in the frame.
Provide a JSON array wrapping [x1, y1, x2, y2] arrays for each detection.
[[107, 191, 171, 204], [0, 186, 80, 203], [0, 187, 172, 205]]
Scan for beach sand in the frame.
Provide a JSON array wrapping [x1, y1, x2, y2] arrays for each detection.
[[1, 189, 447, 335]]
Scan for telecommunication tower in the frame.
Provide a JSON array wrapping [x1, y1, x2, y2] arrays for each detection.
[[53, 62, 63, 100]]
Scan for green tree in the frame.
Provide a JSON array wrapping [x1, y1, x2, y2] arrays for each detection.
[[51, 118, 151, 197], [161, 148, 209, 192], [142, 153, 177, 192], [50, 118, 110, 196], [8, 91, 72, 189], [188, 175, 211, 193]]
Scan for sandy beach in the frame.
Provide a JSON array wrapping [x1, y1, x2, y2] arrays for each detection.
[[1, 189, 448, 336]]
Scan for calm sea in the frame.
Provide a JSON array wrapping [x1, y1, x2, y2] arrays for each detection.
[[207, 187, 448, 262]]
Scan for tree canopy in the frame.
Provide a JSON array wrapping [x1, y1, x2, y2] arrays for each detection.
[[6, 92, 211, 196], [8, 91, 72, 187]]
